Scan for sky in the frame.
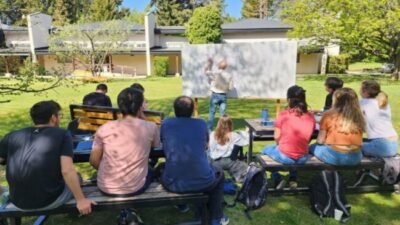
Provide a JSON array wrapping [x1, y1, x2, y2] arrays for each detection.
[[122, 0, 243, 18]]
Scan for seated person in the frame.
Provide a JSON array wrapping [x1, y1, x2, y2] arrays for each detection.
[[360, 80, 398, 157], [82, 83, 112, 107], [323, 77, 343, 111], [310, 88, 365, 166], [262, 86, 315, 189], [161, 96, 229, 225], [90, 88, 160, 222], [131, 82, 148, 110], [209, 115, 249, 183], [0, 101, 95, 214]]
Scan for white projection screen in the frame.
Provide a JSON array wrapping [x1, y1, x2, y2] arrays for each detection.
[[182, 41, 297, 99]]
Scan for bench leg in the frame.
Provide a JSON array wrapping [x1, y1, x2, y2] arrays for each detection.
[[200, 202, 209, 225], [9, 217, 21, 225], [33, 216, 48, 225], [351, 170, 380, 188]]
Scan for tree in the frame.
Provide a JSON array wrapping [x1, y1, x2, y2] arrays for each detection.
[[281, 0, 400, 78], [52, 0, 70, 26], [186, 5, 222, 44], [241, 0, 271, 19], [124, 9, 146, 25], [88, 0, 123, 22], [0, 57, 69, 97], [49, 20, 131, 76]]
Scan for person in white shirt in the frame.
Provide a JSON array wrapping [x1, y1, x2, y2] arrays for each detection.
[[209, 115, 249, 183], [204, 58, 234, 130], [360, 80, 398, 157]]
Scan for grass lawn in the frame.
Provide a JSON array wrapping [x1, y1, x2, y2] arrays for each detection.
[[1, 75, 400, 225], [348, 62, 383, 71]]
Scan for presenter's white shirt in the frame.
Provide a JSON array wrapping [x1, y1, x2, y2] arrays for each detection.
[[360, 98, 397, 139], [205, 69, 234, 94]]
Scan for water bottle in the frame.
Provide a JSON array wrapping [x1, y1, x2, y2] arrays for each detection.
[[261, 108, 268, 125]]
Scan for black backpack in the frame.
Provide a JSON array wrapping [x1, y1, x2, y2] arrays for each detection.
[[227, 163, 268, 219], [310, 170, 351, 223]]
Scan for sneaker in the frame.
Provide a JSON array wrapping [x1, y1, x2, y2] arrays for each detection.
[[174, 204, 190, 213], [274, 179, 286, 190], [211, 215, 230, 225], [289, 181, 298, 190], [117, 209, 143, 225]]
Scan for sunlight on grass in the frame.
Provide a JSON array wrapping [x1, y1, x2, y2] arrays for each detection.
[[1, 75, 400, 225]]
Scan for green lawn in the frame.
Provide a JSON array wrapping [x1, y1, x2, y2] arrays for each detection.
[[1, 75, 400, 225], [348, 62, 383, 71]]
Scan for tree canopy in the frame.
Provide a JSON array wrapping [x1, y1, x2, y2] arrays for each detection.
[[186, 5, 222, 44], [281, 0, 400, 77]]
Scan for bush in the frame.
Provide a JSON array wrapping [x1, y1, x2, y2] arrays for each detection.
[[327, 54, 350, 74], [186, 5, 223, 44], [153, 56, 169, 77]]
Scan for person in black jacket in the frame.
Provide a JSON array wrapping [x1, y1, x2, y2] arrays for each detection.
[[82, 83, 112, 107]]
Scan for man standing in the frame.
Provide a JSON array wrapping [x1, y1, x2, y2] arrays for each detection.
[[82, 83, 112, 107], [204, 58, 234, 130], [0, 101, 95, 214], [161, 96, 228, 225]]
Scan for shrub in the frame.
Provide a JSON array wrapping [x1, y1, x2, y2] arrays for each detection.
[[153, 56, 169, 77], [327, 54, 350, 74], [185, 5, 223, 44]]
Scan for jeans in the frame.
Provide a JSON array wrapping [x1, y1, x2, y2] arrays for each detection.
[[362, 138, 398, 158], [309, 144, 362, 166], [208, 92, 227, 130], [262, 144, 309, 182]]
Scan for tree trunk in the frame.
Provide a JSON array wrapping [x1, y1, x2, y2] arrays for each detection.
[[392, 55, 400, 80]]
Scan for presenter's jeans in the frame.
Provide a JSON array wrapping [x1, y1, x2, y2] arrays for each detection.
[[362, 138, 398, 158], [208, 92, 227, 130]]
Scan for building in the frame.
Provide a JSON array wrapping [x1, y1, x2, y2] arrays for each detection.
[[0, 13, 339, 76]]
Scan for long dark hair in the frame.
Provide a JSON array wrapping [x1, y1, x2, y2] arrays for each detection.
[[287, 85, 308, 115]]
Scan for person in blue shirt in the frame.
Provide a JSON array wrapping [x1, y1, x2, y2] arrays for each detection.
[[160, 96, 229, 225]]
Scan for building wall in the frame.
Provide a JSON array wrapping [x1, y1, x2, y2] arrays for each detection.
[[222, 32, 288, 43], [38, 55, 74, 73], [296, 53, 322, 74], [4, 32, 30, 47], [166, 55, 181, 75], [157, 35, 187, 48], [111, 55, 147, 75]]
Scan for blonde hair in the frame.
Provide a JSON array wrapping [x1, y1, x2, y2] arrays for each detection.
[[214, 115, 233, 145], [332, 88, 366, 133], [361, 80, 388, 108]]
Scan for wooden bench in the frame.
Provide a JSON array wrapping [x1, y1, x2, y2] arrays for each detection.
[[256, 154, 400, 194], [69, 104, 165, 134], [0, 182, 209, 225]]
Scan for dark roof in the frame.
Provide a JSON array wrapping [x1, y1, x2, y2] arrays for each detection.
[[155, 19, 292, 34], [222, 18, 293, 32], [0, 47, 30, 55]]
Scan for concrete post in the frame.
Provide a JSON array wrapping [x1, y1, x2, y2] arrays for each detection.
[[145, 13, 156, 76]]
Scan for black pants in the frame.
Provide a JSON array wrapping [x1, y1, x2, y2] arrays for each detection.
[[162, 166, 225, 220], [199, 166, 225, 220]]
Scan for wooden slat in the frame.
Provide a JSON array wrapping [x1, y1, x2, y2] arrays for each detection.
[[77, 123, 99, 131], [146, 116, 162, 125], [73, 110, 115, 120], [256, 154, 390, 171], [79, 117, 111, 125]]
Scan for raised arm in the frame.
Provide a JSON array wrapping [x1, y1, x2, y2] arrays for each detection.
[[204, 58, 213, 75], [61, 156, 97, 215]]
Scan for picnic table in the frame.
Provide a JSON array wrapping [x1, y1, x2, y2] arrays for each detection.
[[72, 135, 164, 163], [244, 118, 319, 164]]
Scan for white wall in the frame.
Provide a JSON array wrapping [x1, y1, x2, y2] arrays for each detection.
[[296, 53, 322, 74], [182, 41, 297, 99], [4, 32, 30, 47], [27, 13, 52, 49], [158, 35, 187, 48]]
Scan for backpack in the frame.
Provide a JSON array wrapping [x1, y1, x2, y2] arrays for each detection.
[[227, 163, 268, 219], [309, 170, 351, 223]]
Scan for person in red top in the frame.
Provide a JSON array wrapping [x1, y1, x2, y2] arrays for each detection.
[[262, 85, 315, 189]]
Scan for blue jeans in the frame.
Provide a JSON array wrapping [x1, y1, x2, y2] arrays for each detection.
[[208, 92, 227, 130], [262, 144, 309, 182], [309, 144, 362, 166], [362, 138, 398, 157]]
